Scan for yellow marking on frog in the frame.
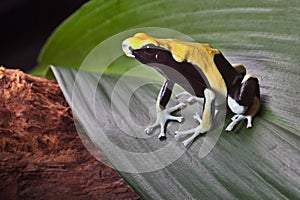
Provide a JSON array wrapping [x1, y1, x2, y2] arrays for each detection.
[[125, 33, 158, 50], [126, 33, 227, 103]]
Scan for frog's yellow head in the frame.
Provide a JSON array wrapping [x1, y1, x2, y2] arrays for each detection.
[[122, 33, 181, 67], [122, 33, 219, 66], [122, 33, 159, 58]]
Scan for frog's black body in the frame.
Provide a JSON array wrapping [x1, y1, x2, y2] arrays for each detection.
[[213, 54, 260, 108], [132, 48, 260, 110], [132, 48, 207, 101]]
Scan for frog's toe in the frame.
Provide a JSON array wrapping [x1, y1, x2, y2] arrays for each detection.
[[186, 96, 204, 104], [193, 113, 202, 123], [177, 116, 184, 123], [231, 114, 239, 121], [181, 102, 187, 108], [158, 132, 166, 139], [246, 117, 253, 128], [181, 125, 209, 147], [175, 91, 190, 99], [145, 127, 153, 134], [169, 116, 183, 123], [144, 121, 159, 134], [226, 114, 254, 131], [173, 102, 186, 110], [148, 103, 186, 139], [174, 131, 181, 140], [174, 128, 196, 140], [182, 131, 199, 147], [225, 125, 234, 132], [225, 114, 246, 132], [183, 138, 193, 147]]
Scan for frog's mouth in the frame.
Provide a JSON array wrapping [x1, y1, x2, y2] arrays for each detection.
[[122, 45, 135, 58]]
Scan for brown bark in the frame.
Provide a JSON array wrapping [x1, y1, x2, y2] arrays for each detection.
[[0, 67, 140, 200]]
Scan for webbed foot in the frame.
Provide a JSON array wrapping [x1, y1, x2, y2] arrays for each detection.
[[145, 102, 186, 139], [175, 124, 210, 147], [175, 89, 215, 147], [225, 114, 253, 131]]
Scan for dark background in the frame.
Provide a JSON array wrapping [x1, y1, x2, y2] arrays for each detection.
[[0, 0, 89, 71]]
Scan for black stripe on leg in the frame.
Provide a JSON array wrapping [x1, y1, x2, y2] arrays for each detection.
[[159, 80, 174, 109]]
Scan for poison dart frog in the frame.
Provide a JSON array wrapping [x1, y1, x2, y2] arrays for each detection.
[[122, 33, 260, 147]]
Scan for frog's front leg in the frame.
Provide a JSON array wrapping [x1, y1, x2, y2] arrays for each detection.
[[145, 80, 186, 139], [175, 88, 216, 147]]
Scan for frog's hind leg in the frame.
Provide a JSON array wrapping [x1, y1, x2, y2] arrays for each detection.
[[232, 64, 246, 75], [226, 74, 260, 131], [175, 89, 216, 147], [226, 100, 259, 131], [226, 115, 246, 131]]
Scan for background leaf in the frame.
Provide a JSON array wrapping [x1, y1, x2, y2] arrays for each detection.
[[52, 66, 299, 199], [38, 0, 300, 199], [36, 0, 300, 134]]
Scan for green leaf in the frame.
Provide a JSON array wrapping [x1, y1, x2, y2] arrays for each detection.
[[35, 1, 300, 74], [34, 0, 300, 133], [51, 66, 299, 199], [39, 0, 300, 199]]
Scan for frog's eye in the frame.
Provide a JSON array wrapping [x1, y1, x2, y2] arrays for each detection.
[[143, 47, 156, 55]]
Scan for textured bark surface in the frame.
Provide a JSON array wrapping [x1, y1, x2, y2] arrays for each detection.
[[0, 67, 140, 200]]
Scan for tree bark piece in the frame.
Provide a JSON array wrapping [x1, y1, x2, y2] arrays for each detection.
[[0, 67, 140, 200]]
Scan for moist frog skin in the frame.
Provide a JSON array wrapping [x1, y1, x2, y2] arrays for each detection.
[[122, 33, 260, 147]]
